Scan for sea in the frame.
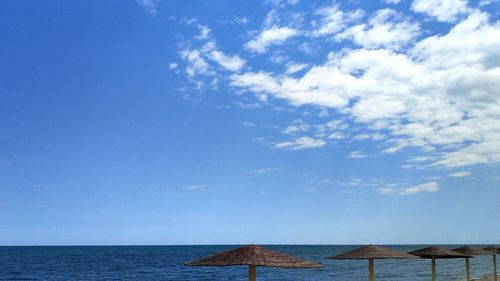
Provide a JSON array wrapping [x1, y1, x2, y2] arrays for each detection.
[[0, 245, 497, 280]]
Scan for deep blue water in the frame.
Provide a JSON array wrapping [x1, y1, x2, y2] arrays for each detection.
[[0, 245, 497, 280]]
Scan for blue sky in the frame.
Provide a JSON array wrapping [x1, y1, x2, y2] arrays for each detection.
[[1, 0, 500, 245]]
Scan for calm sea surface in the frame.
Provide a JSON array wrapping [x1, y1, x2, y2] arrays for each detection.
[[0, 245, 497, 280]]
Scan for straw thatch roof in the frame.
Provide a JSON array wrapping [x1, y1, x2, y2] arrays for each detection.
[[184, 245, 321, 268], [483, 246, 499, 254], [327, 245, 419, 260], [409, 246, 469, 259], [452, 246, 493, 256]]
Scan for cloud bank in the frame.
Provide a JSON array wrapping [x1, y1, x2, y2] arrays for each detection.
[[177, 1, 500, 170]]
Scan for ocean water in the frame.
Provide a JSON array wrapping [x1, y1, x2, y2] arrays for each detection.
[[0, 245, 497, 280]]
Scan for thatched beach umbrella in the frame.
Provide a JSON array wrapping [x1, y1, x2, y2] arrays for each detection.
[[327, 245, 419, 281], [184, 244, 321, 281], [483, 246, 498, 281], [452, 246, 492, 281], [483, 246, 500, 254], [409, 246, 469, 281]]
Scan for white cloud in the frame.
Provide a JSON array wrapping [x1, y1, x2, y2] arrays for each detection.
[[378, 186, 397, 194], [230, 10, 500, 168], [180, 49, 211, 77], [265, 0, 300, 6], [282, 125, 306, 134], [383, 0, 402, 3], [381, 181, 439, 195], [312, 5, 364, 37], [328, 132, 346, 140], [318, 108, 329, 117], [195, 25, 211, 40], [222, 17, 250, 25], [336, 9, 420, 50], [269, 54, 289, 64], [274, 136, 326, 150], [348, 150, 368, 159], [411, 0, 469, 22], [449, 171, 472, 177], [282, 119, 311, 134], [209, 50, 246, 72], [314, 120, 349, 138], [186, 184, 207, 191], [286, 63, 309, 74], [354, 133, 386, 141], [178, 25, 247, 89], [177, 7, 500, 170], [136, 0, 159, 16], [298, 42, 316, 54], [230, 69, 353, 108], [249, 168, 282, 174], [242, 121, 256, 127], [245, 26, 299, 53], [479, 0, 499, 6], [169, 62, 178, 70], [399, 182, 438, 195], [234, 17, 250, 24]]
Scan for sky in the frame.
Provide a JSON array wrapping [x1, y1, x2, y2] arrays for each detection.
[[1, 0, 499, 246]]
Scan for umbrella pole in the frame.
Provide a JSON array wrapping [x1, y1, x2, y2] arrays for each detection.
[[369, 258, 374, 281], [466, 257, 470, 281], [493, 254, 497, 281], [248, 265, 256, 281], [432, 256, 436, 281]]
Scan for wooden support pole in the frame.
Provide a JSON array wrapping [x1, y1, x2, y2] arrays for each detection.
[[369, 258, 375, 281], [494, 255, 497, 281], [466, 257, 471, 281], [432, 257, 436, 281], [248, 265, 256, 281]]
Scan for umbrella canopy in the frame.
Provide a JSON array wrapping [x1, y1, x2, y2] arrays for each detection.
[[328, 245, 418, 281], [328, 245, 419, 260], [452, 247, 492, 281], [409, 246, 469, 259], [453, 246, 493, 256], [409, 246, 469, 281], [185, 244, 320, 268], [483, 246, 499, 254], [185, 244, 320, 281]]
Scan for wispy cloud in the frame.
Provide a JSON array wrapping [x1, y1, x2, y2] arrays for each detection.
[[169, 62, 178, 70], [286, 62, 309, 74], [229, 10, 500, 168], [177, 3, 500, 171], [312, 5, 364, 37], [449, 171, 471, 178], [339, 177, 385, 187], [136, 0, 160, 16], [209, 50, 246, 72], [411, 0, 469, 22], [335, 8, 420, 50], [282, 119, 311, 134], [354, 133, 385, 141], [186, 184, 207, 191], [245, 27, 299, 53], [399, 182, 438, 195], [380, 181, 439, 195], [347, 150, 368, 159], [274, 136, 325, 150], [248, 168, 282, 174], [195, 25, 211, 40], [180, 48, 211, 78]]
